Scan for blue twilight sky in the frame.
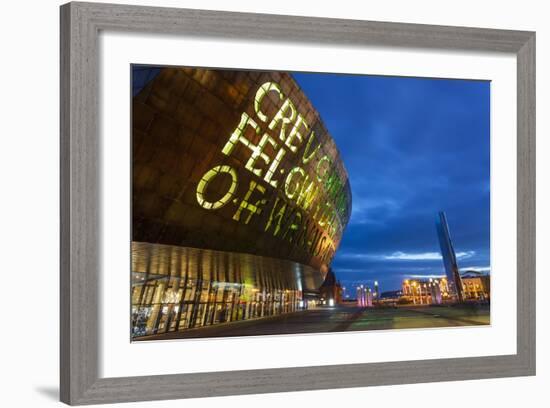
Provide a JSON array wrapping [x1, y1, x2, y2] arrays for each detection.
[[292, 72, 490, 293]]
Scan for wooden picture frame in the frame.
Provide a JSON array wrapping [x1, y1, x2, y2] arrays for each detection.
[[60, 2, 535, 405]]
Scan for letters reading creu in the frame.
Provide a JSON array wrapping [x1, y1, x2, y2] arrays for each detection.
[[195, 81, 348, 263]]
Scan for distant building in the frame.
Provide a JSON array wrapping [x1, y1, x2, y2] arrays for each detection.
[[380, 290, 402, 300], [401, 272, 490, 305], [319, 269, 343, 305], [402, 277, 447, 305], [377, 290, 403, 306], [435, 211, 464, 302], [461, 271, 491, 301]]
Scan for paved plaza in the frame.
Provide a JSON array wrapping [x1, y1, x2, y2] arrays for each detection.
[[136, 303, 490, 341]]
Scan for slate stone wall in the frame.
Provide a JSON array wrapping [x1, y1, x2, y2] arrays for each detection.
[[132, 67, 351, 274]]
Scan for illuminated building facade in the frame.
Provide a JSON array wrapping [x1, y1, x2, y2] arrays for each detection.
[[460, 271, 491, 301], [131, 67, 352, 338], [401, 273, 490, 305], [402, 278, 448, 305], [435, 211, 464, 302]]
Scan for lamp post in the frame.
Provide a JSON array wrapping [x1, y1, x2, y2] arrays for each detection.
[[357, 285, 364, 307]]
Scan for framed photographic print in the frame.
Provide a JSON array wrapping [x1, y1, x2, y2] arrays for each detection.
[[60, 1, 535, 405]]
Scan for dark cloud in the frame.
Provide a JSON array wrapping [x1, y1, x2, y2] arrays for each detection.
[[293, 73, 490, 291]]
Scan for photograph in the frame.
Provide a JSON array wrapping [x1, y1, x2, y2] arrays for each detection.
[[131, 65, 491, 341]]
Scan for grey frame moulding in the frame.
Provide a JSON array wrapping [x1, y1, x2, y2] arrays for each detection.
[[60, 1, 536, 405]]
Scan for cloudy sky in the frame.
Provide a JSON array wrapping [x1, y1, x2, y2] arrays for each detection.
[[293, 72, 491, 293]]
